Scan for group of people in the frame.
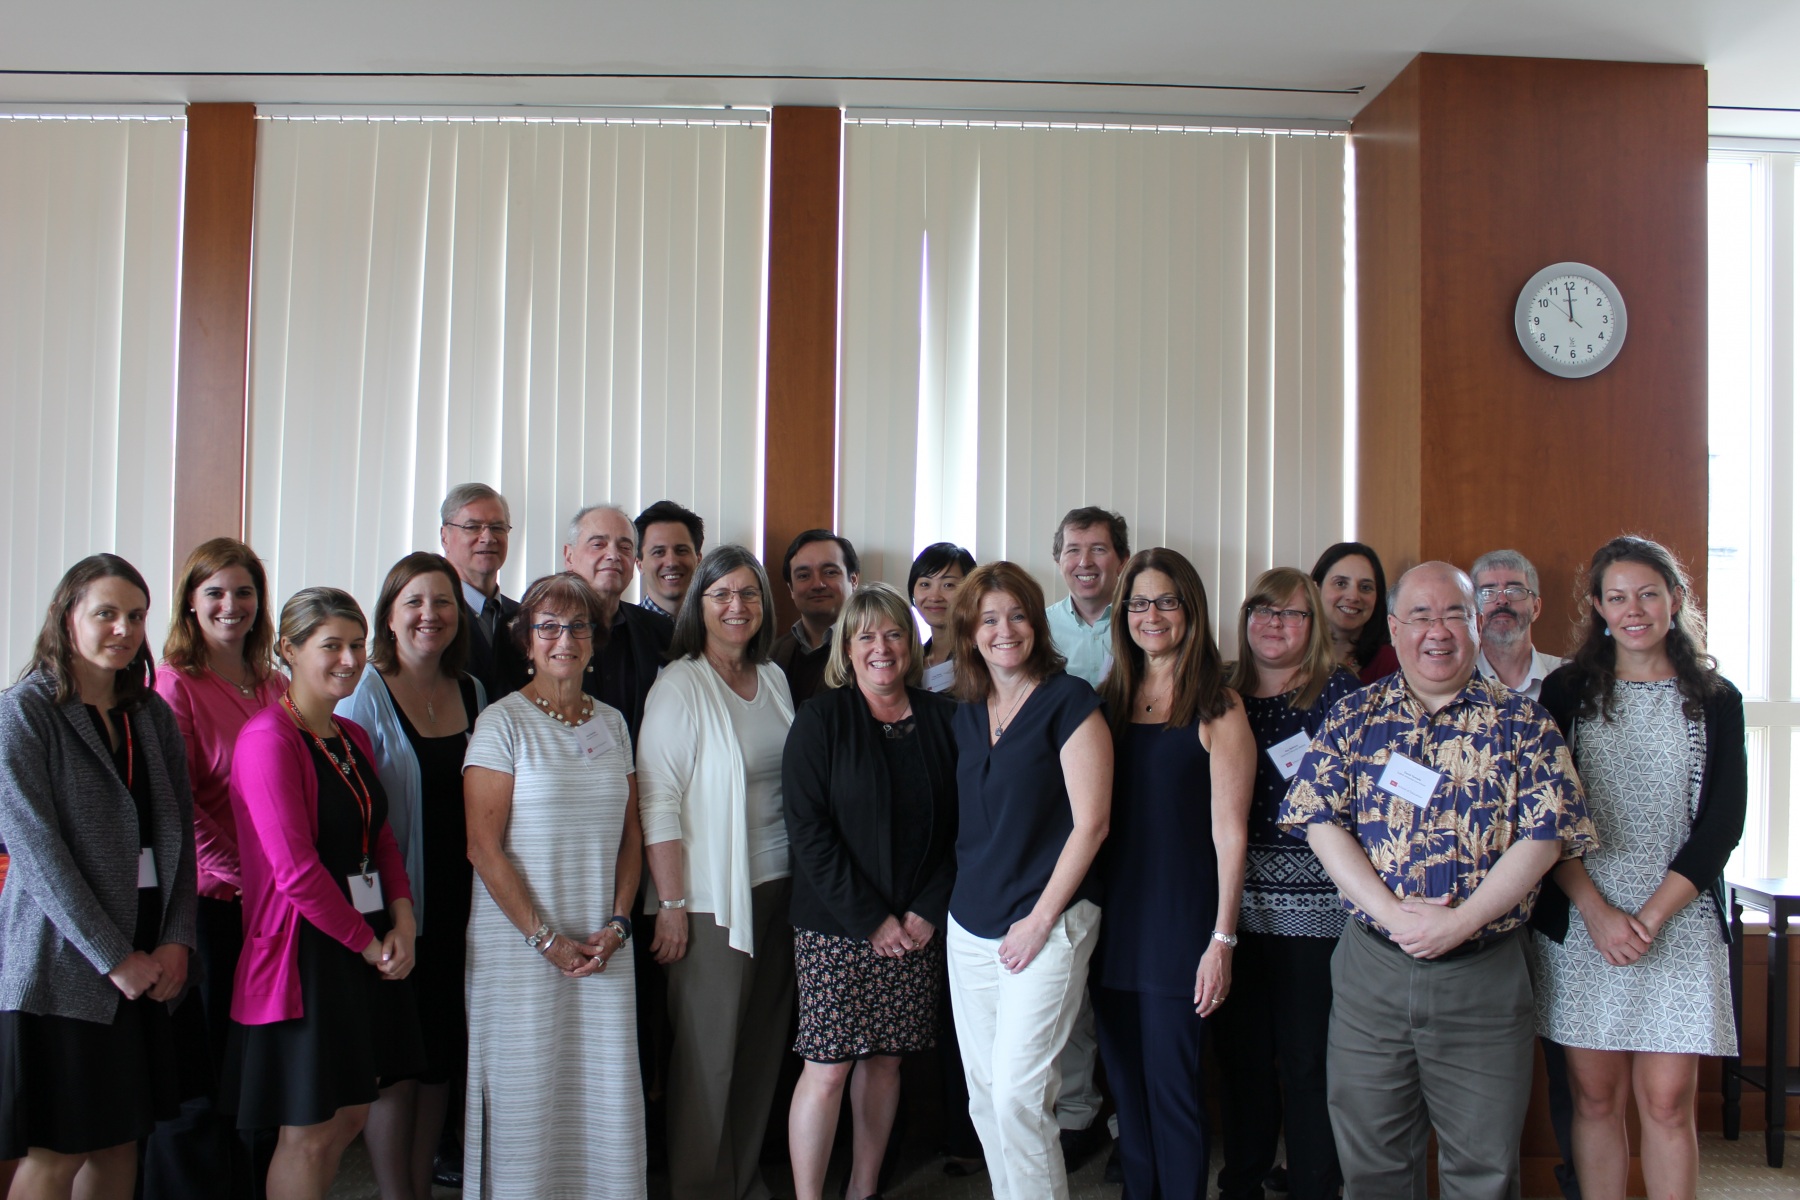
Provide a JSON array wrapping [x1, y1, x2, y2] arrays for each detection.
[[0, 480, 1745, 1200]]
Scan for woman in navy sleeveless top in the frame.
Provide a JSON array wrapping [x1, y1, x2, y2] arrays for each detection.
[[1094, 548, 1256, 1200]]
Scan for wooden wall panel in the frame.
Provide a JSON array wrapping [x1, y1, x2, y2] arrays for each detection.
[[173, 103, 257, 556], [1355, 55, 1708, 652], [763, 106, 843, 631]]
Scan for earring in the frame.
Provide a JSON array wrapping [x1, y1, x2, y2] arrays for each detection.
[[1603, 627, 1612, 638], [527, 663, 536, 676], [586, 660, 595, 673]]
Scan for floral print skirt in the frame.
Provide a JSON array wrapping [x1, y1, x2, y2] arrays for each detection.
[[792, 927, 942, 1062]]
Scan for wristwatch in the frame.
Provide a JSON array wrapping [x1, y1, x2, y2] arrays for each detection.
[[526, 923, 554, 952], [606, 916, 633, 944], [1211, 930, 1239, 948], [659, 897, 687, 910]]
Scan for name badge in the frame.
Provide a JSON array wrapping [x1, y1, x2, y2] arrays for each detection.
[[1267, 730, 1313, 781], [573, 719, 616, 761], [922, 659, 956, 694], [1376, 752, 1442, 809], [346, 873, 385, 914], [137, 847, 158, 889]]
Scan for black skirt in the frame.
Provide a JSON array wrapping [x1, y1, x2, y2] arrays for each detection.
[[223, 919, 425, 1130]]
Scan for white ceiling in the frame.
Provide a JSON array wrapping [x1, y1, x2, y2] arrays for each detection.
[[6, 0, 1799, 136]]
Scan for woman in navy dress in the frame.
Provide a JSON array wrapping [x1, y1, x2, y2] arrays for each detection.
[[1093, 548, 1255, 1200]]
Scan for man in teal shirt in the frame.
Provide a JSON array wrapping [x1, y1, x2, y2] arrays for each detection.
[[1045, 506, 1128, 689]]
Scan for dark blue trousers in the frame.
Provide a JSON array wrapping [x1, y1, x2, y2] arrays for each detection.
[[1093, 985, 1208, 1200]]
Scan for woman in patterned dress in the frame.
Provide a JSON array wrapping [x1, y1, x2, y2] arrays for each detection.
[[1530, 537, 1746, 1200], [782, 582, 958, 1200], [463, 573, 644, 1198]]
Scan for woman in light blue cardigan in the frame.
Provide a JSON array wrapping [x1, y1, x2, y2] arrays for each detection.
[[336, 552, 486, 1200]]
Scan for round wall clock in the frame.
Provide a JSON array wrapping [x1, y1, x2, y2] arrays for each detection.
[[1514, 262, 1628, 378]]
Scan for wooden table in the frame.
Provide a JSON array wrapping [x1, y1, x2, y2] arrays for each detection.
[[1724, 877, 1800, 1166]]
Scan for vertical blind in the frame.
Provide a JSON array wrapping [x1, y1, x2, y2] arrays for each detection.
[[839, 121, 1348, 654], [0, 116, 185, 683], [248, 116, 769, 615]]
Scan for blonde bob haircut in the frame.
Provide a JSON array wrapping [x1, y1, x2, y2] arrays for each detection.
[[823, 582, 926, 690], [1227, 567, 1340, 711]]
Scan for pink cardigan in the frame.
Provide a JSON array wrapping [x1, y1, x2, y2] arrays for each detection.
[[155, 666, 288, 899], [229, 706, 412, 1025]]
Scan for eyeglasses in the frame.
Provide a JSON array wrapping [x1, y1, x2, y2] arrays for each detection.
[[1123, 595, 1182, 613], [1476, 585, 1536, 604], [1247, 605, 1312, 625], [445, 521, 513, 536], [1395, 613, 1472, 630], [702, 587, 764, 605], [529, 620, 596, 640]]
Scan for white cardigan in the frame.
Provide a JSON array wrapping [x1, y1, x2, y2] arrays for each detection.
[[636, 655, 794, 955]]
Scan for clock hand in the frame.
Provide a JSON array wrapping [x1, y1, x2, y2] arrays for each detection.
[[1563, 292, 1582, 329]]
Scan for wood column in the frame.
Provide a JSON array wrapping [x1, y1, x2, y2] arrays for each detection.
[[762, 106, 842, 631], [1354, 54, 1708, 648], [173, 103, 257, 556]]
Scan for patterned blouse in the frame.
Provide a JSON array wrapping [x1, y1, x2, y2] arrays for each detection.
[[1277, 672, 1596, 940]]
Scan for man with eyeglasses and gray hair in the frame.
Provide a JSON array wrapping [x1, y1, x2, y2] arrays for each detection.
[[440, 482, 520, 700], [1278, 561, 1594, 1200], [1471, 549, 1564, 702]]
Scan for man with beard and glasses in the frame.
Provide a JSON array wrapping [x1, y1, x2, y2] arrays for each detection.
[[1471, 550, 1563, 702], [1471, 548, 1580, 1200]]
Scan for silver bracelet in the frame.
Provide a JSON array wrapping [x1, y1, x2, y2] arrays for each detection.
[[1211, 930, 1239, 948], [539, 932, 558, 957], [659, 897, 687, 910]]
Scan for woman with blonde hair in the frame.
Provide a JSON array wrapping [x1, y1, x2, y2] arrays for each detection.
[[1092, 548, 1255, 1200], [1212, 567, 1361, 1200], [784, 582, 959, 1200]]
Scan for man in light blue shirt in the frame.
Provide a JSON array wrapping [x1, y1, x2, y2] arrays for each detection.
[[1045, 506, 1129, 689]]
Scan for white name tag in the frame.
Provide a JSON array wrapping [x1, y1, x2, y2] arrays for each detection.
[[1376, 752, 1442, 809], [137, 847, 158, 889], [922, 659, 956, 694], [573, 719, 616, 761], [346, 873, 385, 914], [1267, 730, 1313, 781]]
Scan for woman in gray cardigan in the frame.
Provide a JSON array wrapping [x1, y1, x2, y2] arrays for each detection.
[[0, 554, 197, 1199]]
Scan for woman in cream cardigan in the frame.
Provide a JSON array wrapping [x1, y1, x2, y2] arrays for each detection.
[[637, 544, 796, 1200]]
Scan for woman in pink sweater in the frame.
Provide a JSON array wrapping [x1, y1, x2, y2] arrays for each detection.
[[226, 588, 421, 1200]]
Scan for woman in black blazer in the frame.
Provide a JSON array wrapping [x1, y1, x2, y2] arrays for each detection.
[[782, 582, 958, 1200]]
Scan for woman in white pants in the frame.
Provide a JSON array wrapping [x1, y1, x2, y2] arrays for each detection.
[[943, 561, 1112, 1200]]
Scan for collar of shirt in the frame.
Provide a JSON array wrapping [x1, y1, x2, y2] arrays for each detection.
[[789, 619, 832, 654], [460, 577, 497, 617], [1475, 646, 1563, 700], [1051, 593, 1112, 631], [641, 593, 673, 619]]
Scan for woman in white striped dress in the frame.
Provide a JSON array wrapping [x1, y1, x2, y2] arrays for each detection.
[[463, 573, 645, 1198]]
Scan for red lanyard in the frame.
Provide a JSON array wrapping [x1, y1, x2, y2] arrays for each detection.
[[282, 694, 375, 876], [121, 711, 133, 792]]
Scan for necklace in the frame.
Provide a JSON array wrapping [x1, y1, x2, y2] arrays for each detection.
[[528, 686, 593, 728], [213, 663, 257, 699], [989, 680, 1035, 739], [281, 694, 375, 877]]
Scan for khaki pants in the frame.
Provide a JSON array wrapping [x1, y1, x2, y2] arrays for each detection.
[[1327, 920, 1535, 1200], [664, 880, 796, 1200], [946, 901, 1101, 1200]]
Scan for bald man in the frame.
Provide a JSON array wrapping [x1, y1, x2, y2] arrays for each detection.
[[1278, 562, 1596, 1200]]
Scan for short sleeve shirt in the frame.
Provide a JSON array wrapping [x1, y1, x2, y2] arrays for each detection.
[[1276, 672, 1596, 940], [1045, 597, 1113, 689], [950, 671, 1103, 938]]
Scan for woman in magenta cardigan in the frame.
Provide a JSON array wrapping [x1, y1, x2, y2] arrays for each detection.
[[227, 588, 422, 1200], [147, 537, 286, 1196]]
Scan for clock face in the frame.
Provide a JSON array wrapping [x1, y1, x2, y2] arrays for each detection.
[[1514, 262, 1628, 378]]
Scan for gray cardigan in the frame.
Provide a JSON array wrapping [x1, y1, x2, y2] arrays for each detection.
[[0, 670, 198, 1023]]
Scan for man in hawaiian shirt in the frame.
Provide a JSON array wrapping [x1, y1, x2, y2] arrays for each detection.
[[1278, 560, 1596, 1200]]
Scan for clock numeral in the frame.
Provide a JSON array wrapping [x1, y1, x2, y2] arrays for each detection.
[[1538, 298, 1551, 308], [1601, 314, 1609, 324], [1539, 332, 1547, 343], [1552, 345, 1560, 355], [1532, 316, 1540, 326], [1586, 344, 1594, 354], [1598, 330, 1606, 341], [1596, 297, 1604, 307], [1570, 348, 1578, 359]]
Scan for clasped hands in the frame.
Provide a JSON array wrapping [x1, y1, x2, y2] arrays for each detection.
[[1580, 900, 1658, 966], [870, 912, 936, 959], [361, 923, 417, 981], [542, 924, 629, 979], [107, 943, 189, 1001]]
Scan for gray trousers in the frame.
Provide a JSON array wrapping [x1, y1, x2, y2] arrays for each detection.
[[1327, 921, 1535, 1200], [664, 879, 796, 1200]]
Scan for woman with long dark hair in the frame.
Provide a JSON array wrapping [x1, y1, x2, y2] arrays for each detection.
[[1309, 542, 1397, 684], [1530, 536, 1744, 1200], [0, 555, 197, 1199], [1092, 548, 1254, 1200]]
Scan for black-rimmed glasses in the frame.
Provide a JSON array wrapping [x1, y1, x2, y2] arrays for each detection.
[[529, 620, 596, 640]]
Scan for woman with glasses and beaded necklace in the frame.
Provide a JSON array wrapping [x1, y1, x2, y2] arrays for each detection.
[[463, 572, 644, 1198], [637, 545, 796, 1200], [337, 552, 487, 1200], [226, 588, 421, 1200], [1092, 548, 1255, 1200], [1211, 567, 1361, 1200]]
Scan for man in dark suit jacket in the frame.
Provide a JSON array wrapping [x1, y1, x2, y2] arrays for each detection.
[[440, 482, 521, 700], [559, 503, 675, 747]]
